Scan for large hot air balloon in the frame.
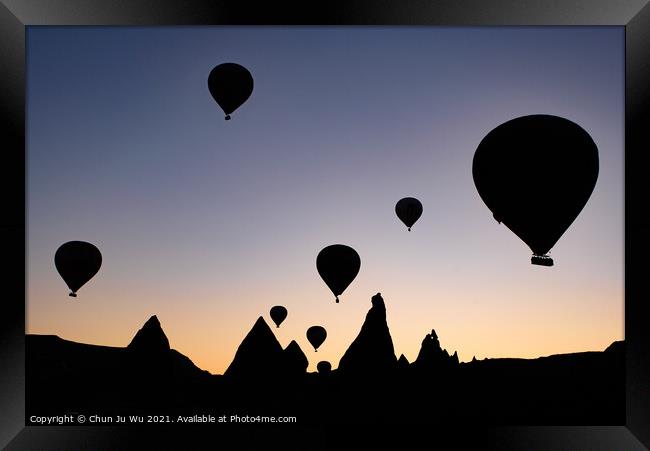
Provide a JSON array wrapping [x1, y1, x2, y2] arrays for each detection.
[[306, 326, 327, 352], [207, 63, 254, 120], [270, 305, 288, 328], [472, 114, 599, 266], [316, 244, 361, 303], [395, 197, 423, 231], [54, 241, 102, 297]]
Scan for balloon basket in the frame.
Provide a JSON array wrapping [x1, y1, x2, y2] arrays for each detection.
[[531, 255, 554, 266], [225, 115, 231, 120], [69, 292, 77, 297]]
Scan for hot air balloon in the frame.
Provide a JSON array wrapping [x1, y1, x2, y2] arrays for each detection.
[[317, 361, 332, 374], [472, 114, 599, 266], [207, 63, 254, 120], [306, 326, 327, 352], [316, 244, 361, 303], [395, 197, 423, 231], [270, 305, 288, 328], [54, 241, 102, 297]]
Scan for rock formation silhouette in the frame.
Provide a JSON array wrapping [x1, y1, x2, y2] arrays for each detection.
[[25, 301, 625, 426], [605, 340, 624, 353], [283, 340, 308, 376], [224, 316, 284, 380], [127, 315, 170, 352], [413, 328, 459, 371], [397, 354, 410, 369], [26, 315, 211, 416], [337, 292, 397, 375]]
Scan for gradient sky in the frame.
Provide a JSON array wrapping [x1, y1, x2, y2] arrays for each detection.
[[27, 26, 624, 374]]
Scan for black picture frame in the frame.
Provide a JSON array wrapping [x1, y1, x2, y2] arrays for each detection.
[[1, 0, 649, 449]]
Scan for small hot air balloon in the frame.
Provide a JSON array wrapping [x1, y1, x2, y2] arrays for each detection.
[[316, 244, 361, 304], [472, 114, 599, 266], [270, 305, 288, 328], [395, 197, 423, 231], [306, 326, 327, 352], [54, 241, 102, 297], [208, 63, 254, 120], [317, 361, 332, 374]]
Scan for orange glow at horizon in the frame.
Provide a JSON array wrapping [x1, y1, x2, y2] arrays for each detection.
[[27, 279, 623, 375]]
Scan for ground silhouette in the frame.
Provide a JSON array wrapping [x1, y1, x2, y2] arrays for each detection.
[[26, 294, 624, 425]]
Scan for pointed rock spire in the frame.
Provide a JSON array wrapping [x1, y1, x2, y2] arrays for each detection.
[[338, 293, 397, 375], [283, 340, 308, 375], [414, 329, 442, 369], [397, 354, 410, 369], [224, 317, 284, 379], [127, 315, 170, 352], [413, 327, 458, 371]]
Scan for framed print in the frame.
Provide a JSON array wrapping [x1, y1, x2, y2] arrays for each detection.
[[1, 0, 649, 449]]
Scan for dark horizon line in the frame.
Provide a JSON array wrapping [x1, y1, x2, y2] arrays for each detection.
[[24, 316, 624, 377]]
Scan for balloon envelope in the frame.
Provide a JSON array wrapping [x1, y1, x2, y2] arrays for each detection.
[[54, 241, 102, 297], [472, 114, 598, 265], [270, 305, 288, 328], [208, 63, 254, 120], [306, 326, 327, 352], [395, 197, 423, 231], [316, 244, 361, 303]]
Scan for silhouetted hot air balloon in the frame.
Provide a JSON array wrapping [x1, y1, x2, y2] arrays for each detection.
[[317, 361, 332, 374], [472, 114, 599, 266], [270, 305, 288, 328], [395, 197, 423, 231], [54, 241, 102, 297], [316, 244, 361, 303], [306, 326, 327, 352], [207, 63, 254, 120]]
